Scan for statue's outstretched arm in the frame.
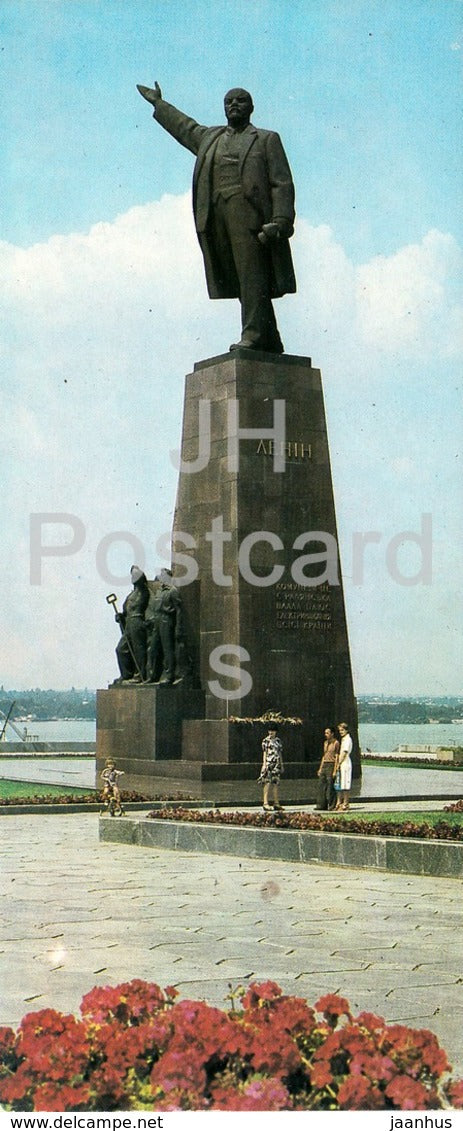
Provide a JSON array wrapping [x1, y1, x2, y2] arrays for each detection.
[[137, 83, 206, 156], [137, 81, 162, 106]]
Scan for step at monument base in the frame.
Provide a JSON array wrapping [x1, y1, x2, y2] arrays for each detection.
[[124, 759, 320, 804]]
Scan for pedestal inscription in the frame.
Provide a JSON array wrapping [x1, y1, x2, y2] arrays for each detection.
[[275, 581, 333, 632]]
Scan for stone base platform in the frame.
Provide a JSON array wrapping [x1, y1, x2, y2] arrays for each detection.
[[96, 683, 205, 795], [99, 814, 463, 879], [124, 759, 321, 804], [96, 685, 326, 801]]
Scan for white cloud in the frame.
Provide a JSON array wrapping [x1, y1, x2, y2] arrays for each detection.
[[0, 196, 461, 690], [353, 229, 462, 357]]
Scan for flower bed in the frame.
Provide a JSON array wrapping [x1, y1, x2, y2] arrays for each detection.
[[0, 791, 99, 807], [0, 791, 194, 808], [0, 980, 461, 1111], [147, 806, 463, 841], [445, 799, 463, 813]]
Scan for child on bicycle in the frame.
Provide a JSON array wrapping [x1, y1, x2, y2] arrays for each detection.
[[101, 758, 125, 806]]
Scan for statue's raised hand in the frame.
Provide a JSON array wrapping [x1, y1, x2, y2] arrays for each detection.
[[137, 81, 162, 105]]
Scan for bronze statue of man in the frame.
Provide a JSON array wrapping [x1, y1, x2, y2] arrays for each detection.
[[145, 569, 185, 685], [137, 82, 296, 355]]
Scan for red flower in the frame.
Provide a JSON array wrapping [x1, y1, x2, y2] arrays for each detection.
[[350, 1051, 396, 1084], [0, 1026, 18, 1082], [33, 1082, 91, 1111], [246, 1022, 302, 1078], [214, 1077, 291, 1110], [337, 1073, 384, 1109], [385, 1074, 434, 1110], [168, 999, 249, 1066], [16, 1012, 89, 1084], [150, 1049, 207, 1096], [355, 1011, 386, 1032], [0, 1027, 16, 1055], [411, 1029, 450, 1076], [91, 1067, 130, 1107], [315, 995, 352, 1024], [380, 1024, 450, 1078], [309, 1060, 334, 1088], [81, 979, 167, 1026], [446, 1080, 463, 1108], [276, 995, 316, 1032], [311, 1028, 345, 1062], [0, 1062, 34, 1105], [89, 1015, 170, 1073], [164, 986, 179, 1002], [241, 981, 284, 1010], [0, 979, 461, 1112]]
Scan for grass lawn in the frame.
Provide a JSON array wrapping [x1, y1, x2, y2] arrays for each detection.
[[361, 757, 463, 771], [0, 779, 92, 800]]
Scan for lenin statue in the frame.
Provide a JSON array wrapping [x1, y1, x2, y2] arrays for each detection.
[[137, 83, 296, 355]]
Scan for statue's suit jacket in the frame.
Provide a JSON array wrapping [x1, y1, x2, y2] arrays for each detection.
[[154, 99, 297, 300]]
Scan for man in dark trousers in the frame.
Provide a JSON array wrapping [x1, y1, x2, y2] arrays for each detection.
[[137, 82, 296, 354]]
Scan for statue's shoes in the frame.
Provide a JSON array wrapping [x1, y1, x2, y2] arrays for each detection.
[[229, 339, 284, 355], [229, 339, 256, 351]]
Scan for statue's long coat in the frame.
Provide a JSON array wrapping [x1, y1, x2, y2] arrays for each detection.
[[154, 100, 296, 299]]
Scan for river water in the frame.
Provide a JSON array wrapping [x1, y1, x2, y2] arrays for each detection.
[[3, 719, 463, 751], [359, 721, 463, 752]]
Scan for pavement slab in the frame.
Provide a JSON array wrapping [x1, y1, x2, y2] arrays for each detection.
[[1, 812, 462, 1078]]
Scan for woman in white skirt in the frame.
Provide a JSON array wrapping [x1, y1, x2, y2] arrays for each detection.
[[335, 722, 353, 811]]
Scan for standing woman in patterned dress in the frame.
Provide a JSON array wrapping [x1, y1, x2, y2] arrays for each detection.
[[259, 725, 284, 811]]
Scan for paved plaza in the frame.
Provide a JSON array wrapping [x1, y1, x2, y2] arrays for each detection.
[[1, 813, 462, 1075]]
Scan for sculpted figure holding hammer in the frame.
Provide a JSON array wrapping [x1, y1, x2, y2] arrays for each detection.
[[108, 565, 149, 684], [137, 82, 296, 354]]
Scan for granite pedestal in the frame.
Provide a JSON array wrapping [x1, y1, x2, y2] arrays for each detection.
[[97, 350, 359, 802], [96, 683, 205, 796], [171, 351, 359, 780]]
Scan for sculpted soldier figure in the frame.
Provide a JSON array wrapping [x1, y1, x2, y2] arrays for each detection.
[[137, 82, 296, 354], [113, 565, 150, 684], [146, 569, 185, 685]]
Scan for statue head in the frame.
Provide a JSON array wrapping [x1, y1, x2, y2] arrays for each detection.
[[159, 567, 173, 587], [130, 565, 146, 585], [224, 88, 254, 128]]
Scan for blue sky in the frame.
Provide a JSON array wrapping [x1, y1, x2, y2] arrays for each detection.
[[0, 0, 462, 694], [2, 0, 461, 256]]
